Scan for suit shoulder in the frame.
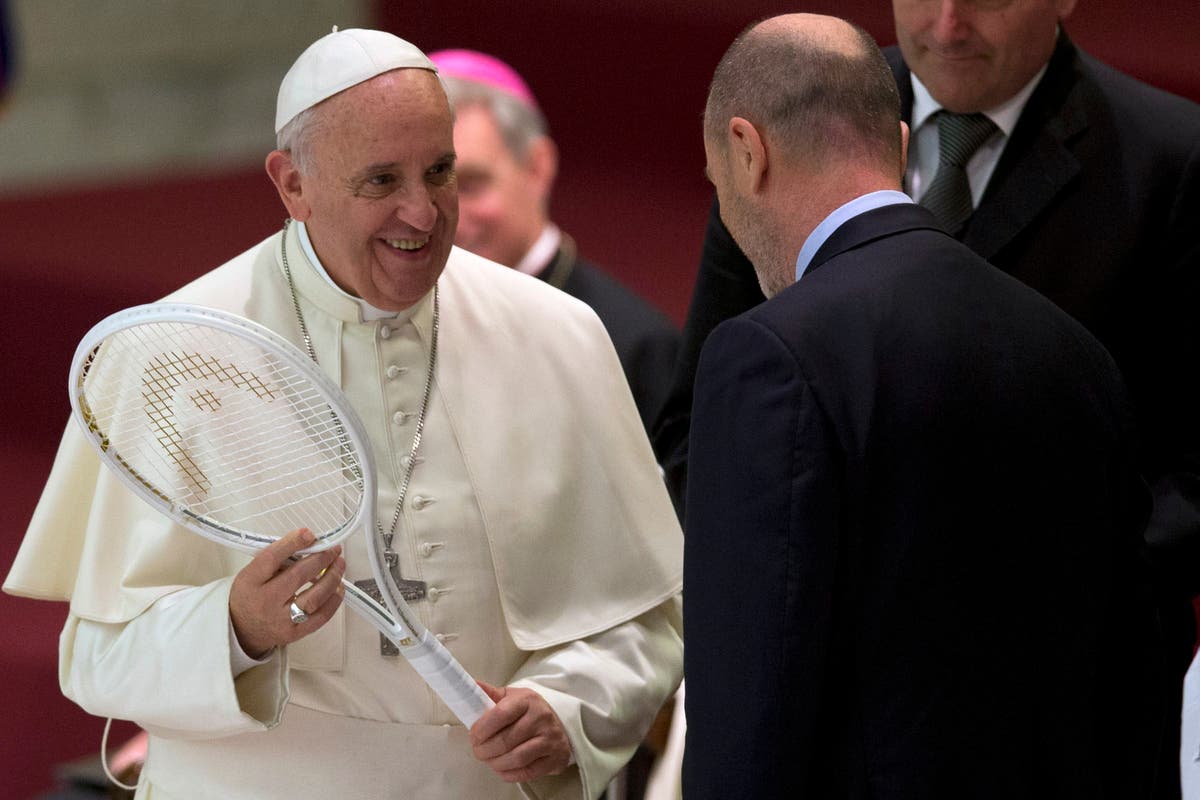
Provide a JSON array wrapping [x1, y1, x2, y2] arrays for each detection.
[[1076, 51, 1200, 142], [564, 259, 679, 336], [883, 45, 907, 79], [718, 299, 809, 365]]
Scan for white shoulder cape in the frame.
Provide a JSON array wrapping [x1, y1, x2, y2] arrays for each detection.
[[5, 225, 682, 650]]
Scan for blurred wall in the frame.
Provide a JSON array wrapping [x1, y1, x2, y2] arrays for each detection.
[[0, 1, 1196, 796], [0, 0, 371, 191]]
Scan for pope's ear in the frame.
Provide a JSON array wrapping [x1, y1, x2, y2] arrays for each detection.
[[265, 150, 312, 222]]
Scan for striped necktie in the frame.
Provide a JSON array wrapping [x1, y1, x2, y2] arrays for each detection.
[[919, 111, 998, 235]]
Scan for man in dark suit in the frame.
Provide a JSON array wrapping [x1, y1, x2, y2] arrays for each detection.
[[657, 5, 1199, 792], [429, 49, 680, 433], [684, 12, 1168, 798]]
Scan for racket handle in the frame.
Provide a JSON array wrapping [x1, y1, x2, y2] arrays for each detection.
[[405, 629, 496, 728], [341, 580, 495, 727]]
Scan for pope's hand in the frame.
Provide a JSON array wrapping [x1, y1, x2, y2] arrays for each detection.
[[229, 527, 345, 658], [470, 681, 572, 783]]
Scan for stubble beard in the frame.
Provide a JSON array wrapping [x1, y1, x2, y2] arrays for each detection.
[[754, 252, 794, 299], [728, 202, 792, 299], [734, 215, 792, 299]]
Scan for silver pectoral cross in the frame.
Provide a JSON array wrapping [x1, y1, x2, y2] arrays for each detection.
[[354, 553, 426, 656]]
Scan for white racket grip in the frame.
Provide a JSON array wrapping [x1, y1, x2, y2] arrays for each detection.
[[402, 629, 495, 728], [340, 582, 494, 727]]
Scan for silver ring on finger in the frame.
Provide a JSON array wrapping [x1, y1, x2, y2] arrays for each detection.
[[288, 600, 309, 625]]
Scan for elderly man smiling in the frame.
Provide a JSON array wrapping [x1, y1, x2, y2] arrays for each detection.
[[4, 28, 682, 800]]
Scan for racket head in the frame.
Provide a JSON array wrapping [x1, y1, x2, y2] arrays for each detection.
[[68, 303, 376, 555]]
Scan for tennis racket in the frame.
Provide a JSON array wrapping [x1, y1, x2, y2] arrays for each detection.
[[68, 302, 493, 727]]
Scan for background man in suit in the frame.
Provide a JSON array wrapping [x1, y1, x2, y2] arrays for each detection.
[[430, 49, 680, 433], [684, 12, 1168, 798], [655, 4, 1200, 791]]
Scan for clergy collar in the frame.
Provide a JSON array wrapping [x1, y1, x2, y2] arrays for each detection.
[[909, 42, 1051, 140], [287, 220, 430, 325], [295, 219, 416, 322], [514, 223, 562, 277]]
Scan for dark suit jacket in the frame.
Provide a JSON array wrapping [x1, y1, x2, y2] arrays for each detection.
[[683, 202, 1166, 799], [539, 244, 680, 432], [657, 48, 1198, 790], [654, 39, 1200, 598]]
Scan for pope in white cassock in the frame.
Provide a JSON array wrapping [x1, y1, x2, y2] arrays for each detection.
[[3, 28, 683, 800]]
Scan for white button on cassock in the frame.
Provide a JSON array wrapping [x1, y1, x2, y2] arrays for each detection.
[[379, 325, 392, 339], [392, 411, 413, 425], [385, 365, 406, 379]]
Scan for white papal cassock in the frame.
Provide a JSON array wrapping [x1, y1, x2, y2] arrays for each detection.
[[4, 222, 683, 800]]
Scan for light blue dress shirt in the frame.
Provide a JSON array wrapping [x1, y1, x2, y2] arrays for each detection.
[[795, 190, 914, 281]]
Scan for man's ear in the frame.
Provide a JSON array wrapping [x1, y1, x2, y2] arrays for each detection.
[[728, 116, 767, 194], [265, 150, 312, 222], [524, 135, 559, 204], [898, 120, 911, 183]]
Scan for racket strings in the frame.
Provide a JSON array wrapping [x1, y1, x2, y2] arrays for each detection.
[[80, 320, 365, 541]]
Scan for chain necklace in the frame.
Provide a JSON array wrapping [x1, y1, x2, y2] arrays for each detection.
[[279, 218, 438, 574]]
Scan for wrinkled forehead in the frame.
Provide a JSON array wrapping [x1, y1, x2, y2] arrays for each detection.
[[317, 69, 451, 128], [310, 72, 456, 167]]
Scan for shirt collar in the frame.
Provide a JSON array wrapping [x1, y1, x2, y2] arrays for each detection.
[[910, 65, 1045, 141], [515, 223, 562, 276], [909, 36, 1053, 140], [795, 190, 914, 280], [295, 220, 411, 322]]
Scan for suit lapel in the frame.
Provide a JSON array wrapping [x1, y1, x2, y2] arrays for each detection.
[[538, 236, 578, 290], [887, 38, 1089, 263], [963, 36, 1087, 260]]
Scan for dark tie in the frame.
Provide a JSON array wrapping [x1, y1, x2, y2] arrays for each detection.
[[919, 111, 998, 234]]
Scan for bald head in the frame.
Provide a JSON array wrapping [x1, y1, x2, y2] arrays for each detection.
[[705, 13, 902, 173]]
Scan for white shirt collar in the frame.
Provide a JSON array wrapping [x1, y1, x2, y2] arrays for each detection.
[[295, 220, 411, 322], [909, 51, 1051, 140], [515, 223, 562, 276], [906, 49, 1050, 206]]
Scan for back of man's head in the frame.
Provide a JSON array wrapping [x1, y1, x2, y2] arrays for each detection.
[[705, 14, 902, 176]]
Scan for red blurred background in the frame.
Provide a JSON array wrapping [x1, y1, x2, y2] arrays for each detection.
[[1, 1, 1196, 795]]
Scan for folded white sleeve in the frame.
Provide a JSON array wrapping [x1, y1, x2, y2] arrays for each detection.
[[510, 597, 683, 800], [59, 576, 289, 740]]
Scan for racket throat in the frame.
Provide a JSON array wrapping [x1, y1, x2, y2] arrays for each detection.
[[353, 577, 428, 656]]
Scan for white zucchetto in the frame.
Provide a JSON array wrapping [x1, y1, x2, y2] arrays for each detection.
[[275, 27, 437, 133]]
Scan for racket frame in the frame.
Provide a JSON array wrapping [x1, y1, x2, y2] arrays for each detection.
[[68, 303, 493, 725], [69, 302, 375, 556]]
